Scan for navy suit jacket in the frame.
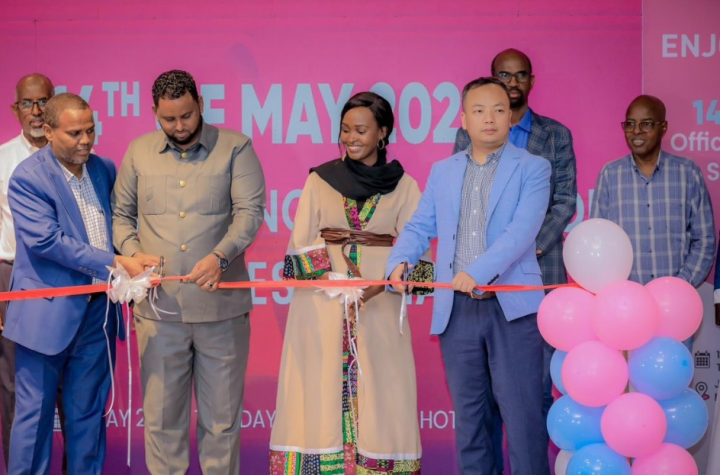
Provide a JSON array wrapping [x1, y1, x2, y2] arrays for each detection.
[[388, 142, 551, 335], [3, 147, 122, 356]]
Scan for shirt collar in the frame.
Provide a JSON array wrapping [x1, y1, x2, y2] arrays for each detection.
[[18, 132, 40, 155], [465, 141, 507, 165], [56, 158, 88, 182], [629, 150, 665, 173], [513, 109, 533, 133], [160, 120, 214, 155]]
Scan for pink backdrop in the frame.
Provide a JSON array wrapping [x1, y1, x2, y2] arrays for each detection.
[[0, 1, 643, 473]]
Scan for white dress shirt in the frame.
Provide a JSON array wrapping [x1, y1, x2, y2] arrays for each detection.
[[0, 132, 39, 261]]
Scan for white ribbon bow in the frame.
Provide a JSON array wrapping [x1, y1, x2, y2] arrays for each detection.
[[321, 271, 366, 305], [105, 263, 154, 305]]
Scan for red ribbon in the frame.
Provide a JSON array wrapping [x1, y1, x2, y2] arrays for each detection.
[[0, 275, 578, 303]]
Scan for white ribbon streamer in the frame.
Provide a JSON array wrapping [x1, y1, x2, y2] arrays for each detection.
[[104, 263, 159, 467], [320, 272, 367, 440], [399, 292, 408, 335]]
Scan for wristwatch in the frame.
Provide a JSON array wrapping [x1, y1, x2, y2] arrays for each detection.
[[212, 251, 229, 272]]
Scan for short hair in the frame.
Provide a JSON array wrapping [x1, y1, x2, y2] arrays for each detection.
[[14, 73, 55, 101], [338, 91, 395, 161], [152, 70, 199, 107], [461, 77, 511, 104], [490, 49, 533, 76], [43, 93, 91, 129]]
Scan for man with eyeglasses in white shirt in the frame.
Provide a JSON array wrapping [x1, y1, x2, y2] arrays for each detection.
[[0, 73, 67, 471]]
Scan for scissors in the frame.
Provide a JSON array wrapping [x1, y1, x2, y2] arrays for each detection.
[[158, 256, 165, 278]]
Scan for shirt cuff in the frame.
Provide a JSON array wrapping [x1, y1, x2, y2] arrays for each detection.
[[214, 238, 239, 264]]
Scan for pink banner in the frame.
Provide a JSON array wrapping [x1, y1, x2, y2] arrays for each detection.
[[0, 1, 641, 473]]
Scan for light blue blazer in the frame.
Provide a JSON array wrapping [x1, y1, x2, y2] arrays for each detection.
[[388, 141, 551, 335]]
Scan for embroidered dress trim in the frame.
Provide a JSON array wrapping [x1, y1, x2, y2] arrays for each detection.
[[283, 246, 332, 280]]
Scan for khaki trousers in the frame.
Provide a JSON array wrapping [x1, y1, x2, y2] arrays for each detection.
[[135, 314, 251, 475]]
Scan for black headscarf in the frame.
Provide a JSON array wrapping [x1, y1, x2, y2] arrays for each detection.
[[311, 155, 405, 201]]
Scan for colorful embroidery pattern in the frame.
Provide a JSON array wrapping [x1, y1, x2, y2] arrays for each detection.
[[283, 248, 332, 280], [343, 195, 381, 232], [358, 456, 421, 474], [342, 195, 380, 277], [270, 450, 345, 474], [269, 449, 420, 475]]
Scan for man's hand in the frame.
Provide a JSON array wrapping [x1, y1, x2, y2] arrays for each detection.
[[115, 255, 156, 278], [389, 263, 414, 293], [132, 252, 163, 275], [187, 254, 223, 292], [536, 250, 543, 256], [452, 271, 477, 293]]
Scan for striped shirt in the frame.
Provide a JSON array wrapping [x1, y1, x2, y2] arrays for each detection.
[[591, 151, 715, 287], [454, 142, 507, 273], [59, 161, 111, 284]]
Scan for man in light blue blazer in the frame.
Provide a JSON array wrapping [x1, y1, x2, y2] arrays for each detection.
[[3, 93, 152, 474], [389, 77, 551, 475]]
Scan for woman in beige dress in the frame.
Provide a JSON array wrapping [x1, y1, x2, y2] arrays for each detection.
[[269, 92, 432, 474]]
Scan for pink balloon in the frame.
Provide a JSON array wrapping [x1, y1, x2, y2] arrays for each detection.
[[562, 341, 628, 407], [632, 443, 698, 475], [601, 393, 667, 458], [646, 277, 703, 341], [538, 287, 597, 351], [592, 280, 659, 350]]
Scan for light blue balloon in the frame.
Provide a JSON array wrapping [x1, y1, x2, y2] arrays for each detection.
[[660, 388, 709, 448], [547, 395, 605, 451], [551, 350, 568, 395], [567, 443, 631, 475], [628, 337, 693, 400]]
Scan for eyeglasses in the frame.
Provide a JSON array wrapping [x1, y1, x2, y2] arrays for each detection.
[[15, 99, 49, 111], [620, 121, 665, 133], [495, 71, 531, 84]]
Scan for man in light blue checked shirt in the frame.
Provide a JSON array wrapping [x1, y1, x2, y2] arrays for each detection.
[[592, 95, 715, 349]]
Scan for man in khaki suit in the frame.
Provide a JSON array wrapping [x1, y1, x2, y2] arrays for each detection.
[[112, 70, 266, 474]]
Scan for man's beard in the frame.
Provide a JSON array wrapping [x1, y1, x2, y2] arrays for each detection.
[[56, 149, 89, 166], [29, 126, 45, 138], [165, 121, 202, 146]]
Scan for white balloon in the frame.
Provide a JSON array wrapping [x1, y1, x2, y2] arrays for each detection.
[[555, 449, 573, 475], [563, 218, 633, 293]]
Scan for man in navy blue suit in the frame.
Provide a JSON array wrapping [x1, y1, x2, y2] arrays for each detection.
[[3, 93, 154, 474], [389, 78, 551, 475]]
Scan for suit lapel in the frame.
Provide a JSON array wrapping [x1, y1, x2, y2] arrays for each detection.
[[47, 154, 90, 243], [86, 157, 112, 241], [487, 143, 521, 220], [527, 114, 548, 157]]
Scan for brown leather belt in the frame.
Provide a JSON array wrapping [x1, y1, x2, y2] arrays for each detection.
[[320, 228, 394, 278], [469, 290, 496, 300]]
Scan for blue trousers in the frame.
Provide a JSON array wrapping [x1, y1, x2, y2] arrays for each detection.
[[9, 295, 116, 475], [439, 293, 549, 475]]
